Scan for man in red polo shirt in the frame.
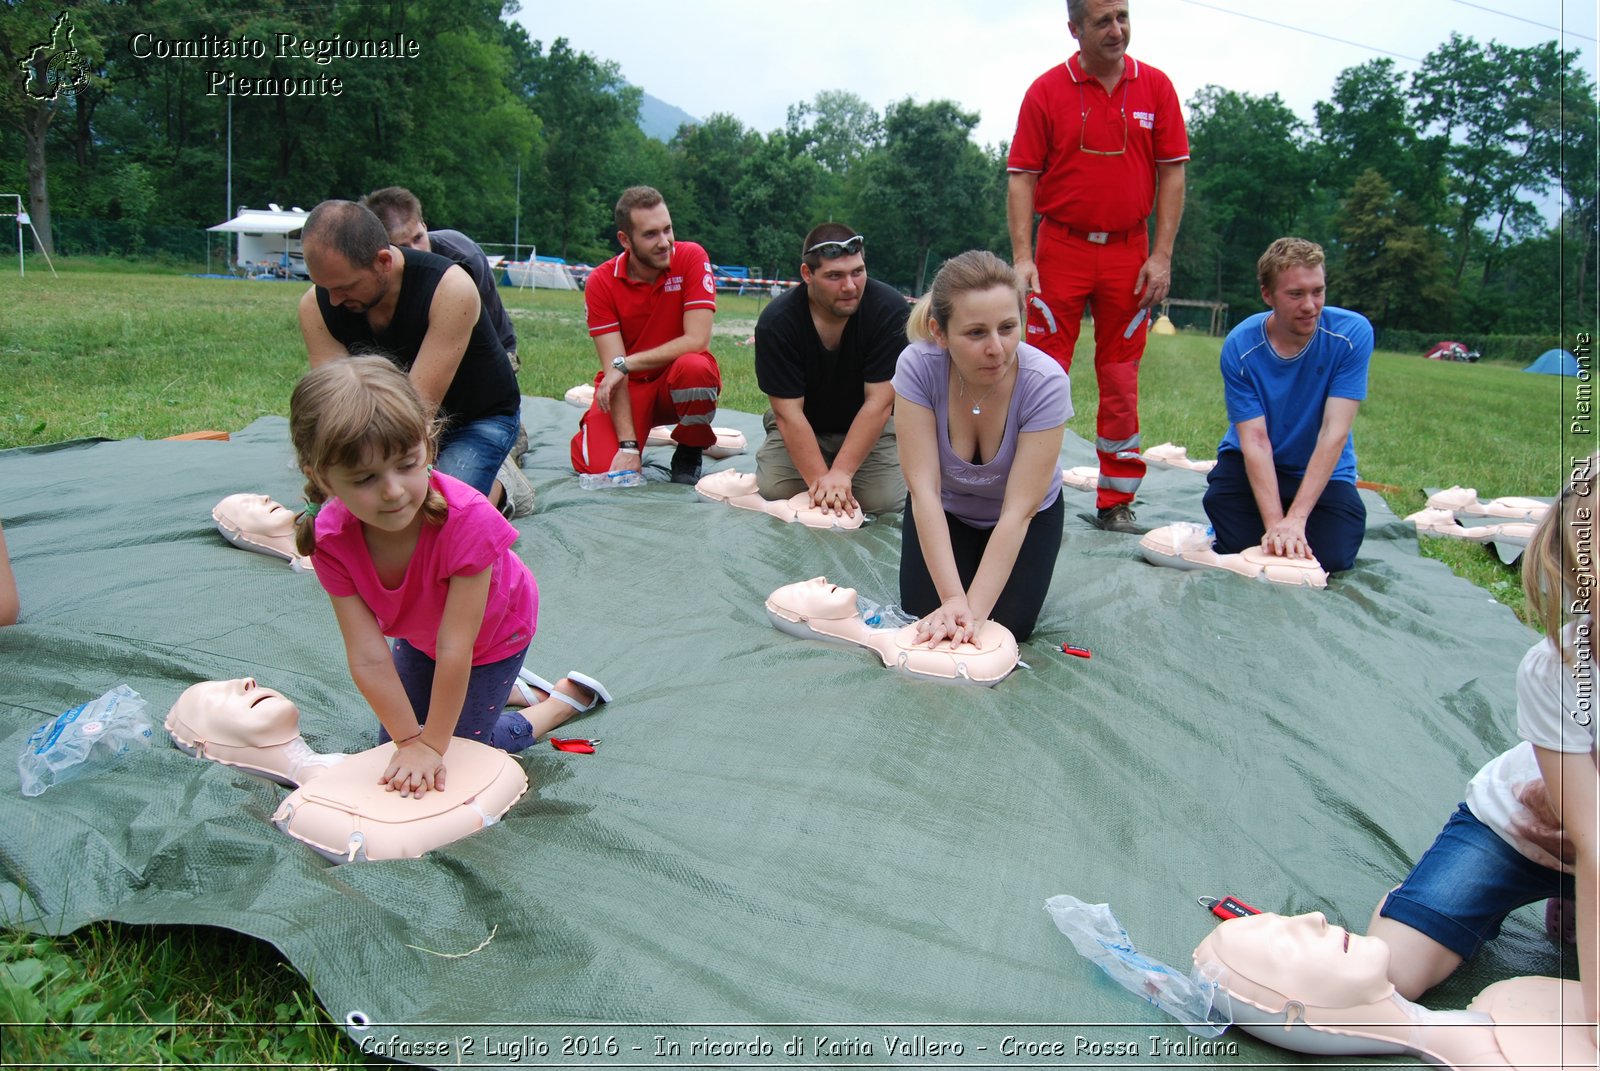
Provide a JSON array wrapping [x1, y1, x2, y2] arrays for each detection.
[[570, 186, 722, 483], [1008, 0, 1188, 533]]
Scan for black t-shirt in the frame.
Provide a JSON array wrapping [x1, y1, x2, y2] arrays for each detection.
[[315, 247, 519, 428], [754, 275, 908, 434], [427, 229, 517, 356]]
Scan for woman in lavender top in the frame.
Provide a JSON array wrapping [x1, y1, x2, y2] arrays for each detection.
[[892, 250, 1072, 644]]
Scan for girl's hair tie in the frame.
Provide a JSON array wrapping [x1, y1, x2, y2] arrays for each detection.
[[301, 500, 321, 519]]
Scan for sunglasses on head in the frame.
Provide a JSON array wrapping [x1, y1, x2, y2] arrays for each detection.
[[805, 235, 865, 258]]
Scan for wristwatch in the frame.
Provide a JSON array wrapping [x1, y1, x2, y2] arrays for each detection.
[[611, 355, 629, 374]]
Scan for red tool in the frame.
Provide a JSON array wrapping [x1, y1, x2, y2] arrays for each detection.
[[1197, 895, 1262, 920], [550, 737, 599, 754], [1060, 643, 1092, 659]]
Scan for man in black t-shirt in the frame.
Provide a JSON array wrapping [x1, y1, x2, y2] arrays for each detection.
[[360, 187, 519, 371], [297, 200, 531, 516], [754, 224, 909, 515]]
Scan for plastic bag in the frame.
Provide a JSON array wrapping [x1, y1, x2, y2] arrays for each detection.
[[18, 684, 153, 797], [1045, 894, 1231, 1037], [856, 597, 915, 629]]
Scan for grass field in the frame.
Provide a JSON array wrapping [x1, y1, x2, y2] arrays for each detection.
[[0, 262, 1581, 1064]]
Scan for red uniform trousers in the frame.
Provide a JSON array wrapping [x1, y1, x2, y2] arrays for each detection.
[[1027, 220, 1150, 510], [570, 352, 722, 474]]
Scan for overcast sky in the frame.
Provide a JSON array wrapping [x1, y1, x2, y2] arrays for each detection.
[[513, 0, 1598, 150]]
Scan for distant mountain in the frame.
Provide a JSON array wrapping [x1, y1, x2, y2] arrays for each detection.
[[638, 91, 700, 142]]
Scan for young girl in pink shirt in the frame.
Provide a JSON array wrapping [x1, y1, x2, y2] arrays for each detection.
[[290, 356, 606, 798]]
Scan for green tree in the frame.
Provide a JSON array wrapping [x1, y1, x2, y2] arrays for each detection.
[[852, 98, 1002, 292], [1175, 85, 1316, 315], [1335, 169, 1450, 329], [670, 113, 760, 265], [509, 32, 640, 260], [731, 133, 820, 277], [1314, 59, 1443, 216], [785, 90, 881, 174], [1409, 34, 1571, 287], [0, 4, 106, 253]]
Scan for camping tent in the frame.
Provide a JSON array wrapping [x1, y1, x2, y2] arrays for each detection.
[[207, 205, 309, 277], [1524, 349, 1579, 376]]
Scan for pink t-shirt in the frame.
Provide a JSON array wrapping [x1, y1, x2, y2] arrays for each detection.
[[313, 470, 537, 664]]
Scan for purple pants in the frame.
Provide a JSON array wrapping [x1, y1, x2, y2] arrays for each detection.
[[384, 639, 537, 753]]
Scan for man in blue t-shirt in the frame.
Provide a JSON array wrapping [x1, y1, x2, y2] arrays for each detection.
[[1202, 237, 1372, 572]]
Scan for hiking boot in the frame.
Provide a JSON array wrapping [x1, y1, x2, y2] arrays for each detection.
[[669, 445, 703, 485], [495, 457, 536, 519], [509, 422, 529, 464], [1093, 503, 1145, 534]]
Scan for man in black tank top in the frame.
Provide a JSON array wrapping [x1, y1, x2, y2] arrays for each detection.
[[297, 201, 527, 513]]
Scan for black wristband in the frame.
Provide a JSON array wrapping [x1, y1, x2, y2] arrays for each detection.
[[618, 440, 640, 451]]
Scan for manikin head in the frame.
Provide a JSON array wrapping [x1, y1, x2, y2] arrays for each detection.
[[168, 678, 302, 747], [215, 493, 295, 538], [780, 576, 860, 619], [360, 186, 431, 252], [301, 200, 396, 314], [1197, 912, 1394, 1011], [799, 223, 867, 322]]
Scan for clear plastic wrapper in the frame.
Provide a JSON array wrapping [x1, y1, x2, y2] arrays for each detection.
[[18, 684, 153, 797], [1045, 893, 1231, 1037], [855, 597, 915, 629], [577, 470, 646, 490]]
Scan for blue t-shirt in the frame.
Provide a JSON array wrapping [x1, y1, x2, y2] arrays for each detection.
[[1216, 305, 1372, 482]]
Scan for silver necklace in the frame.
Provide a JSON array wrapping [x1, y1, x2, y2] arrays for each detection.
[[955, 364, 1006, 415]]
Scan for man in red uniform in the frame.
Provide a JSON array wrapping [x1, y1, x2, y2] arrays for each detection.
[[570, 186, 721, 484], [1008, 0, 1188, 533]]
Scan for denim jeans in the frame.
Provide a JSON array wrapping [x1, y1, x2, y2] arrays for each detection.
[[1378, 803, 1574, 959], [436, 412, 521, 498]]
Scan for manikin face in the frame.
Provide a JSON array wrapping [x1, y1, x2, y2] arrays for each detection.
[[619, 203, 674, 275], [802, 252, 867, 320], [932, 285, 1023, 387], [790, 576, 858, 616], [1262, 264, 1327, 346], [219, 494, 295, 536], [386, 213, 431, 253], [1070, 0, 1131, 69], [1215, 912, 1392, 1008], [317, 440, 431, 536], [175, 678, 300, 736], [306, 243, 392, 314]]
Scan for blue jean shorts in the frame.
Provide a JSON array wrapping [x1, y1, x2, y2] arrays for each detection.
[[1378, 803, 1574, 959], [436, 412, 521, 498]]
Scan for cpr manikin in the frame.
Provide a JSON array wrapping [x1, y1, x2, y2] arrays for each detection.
[[166, 679, 528, 863], [1407, 507, 1537, 548], [1143, 442, 1217, 474], [696, 471, 866, 530], [212, 494, 315, 572], [765, 577, 1018, 685], [1139, 522, 1329, 588], [1192, 911, 1596, 1070], [563, 383, 746, 459], [1427, 486, 1551, 522]]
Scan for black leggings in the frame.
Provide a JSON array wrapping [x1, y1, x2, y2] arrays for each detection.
[[899, 494, 1064, 642]]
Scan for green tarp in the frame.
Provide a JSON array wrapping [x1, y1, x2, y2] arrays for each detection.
[[0, 401, 1563, 1067]]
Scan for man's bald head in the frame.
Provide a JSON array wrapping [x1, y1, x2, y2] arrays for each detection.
[[301, 200, 391, 268]]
